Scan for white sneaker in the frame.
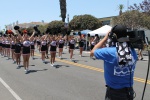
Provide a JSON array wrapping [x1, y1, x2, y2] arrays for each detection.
[[13, 61, 16, 63], [25, 70, 28, 74], [43, 60, 45, 63], [17, 65, 20, 69], [70, 59, 73, 61], [50, 64, 53, 67]]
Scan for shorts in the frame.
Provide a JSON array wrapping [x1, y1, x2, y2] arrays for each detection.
[[50, 46, 56, 52], [22, 47, 30, 54], [0, 43, 2, 47], [37, 41, 41, 45], [90, 45, 94, 50], [11, 45, 15, 49], [15, 49, 21, 54], [79, 42, 84, 47], [41, 45, 47, 51], [138, 44, 144, 50], [69, 44, 75, 49], [31, 45, 35, 50], [59, 44, 64, 48], [6, 44, 10, 48], [2, 44, 6, 48]]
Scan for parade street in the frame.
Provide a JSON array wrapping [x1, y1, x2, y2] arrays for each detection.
[[0, 48, 150, 100]]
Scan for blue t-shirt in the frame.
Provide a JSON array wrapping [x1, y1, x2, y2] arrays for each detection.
[[94, 47, 138, 89]]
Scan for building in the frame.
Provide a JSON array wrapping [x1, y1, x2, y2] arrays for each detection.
[[99, 16, 116, 26], [6, 21, 48, 30], [18, 21, 48, 28]]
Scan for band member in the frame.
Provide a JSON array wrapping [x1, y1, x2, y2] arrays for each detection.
[[30, 37, 35, 59], [36, 36, 41, 52], [40, 35, 48, 63], [14, 36, 22, 69], [58, 35, 65, 59], [5, 36, 11, 59], [90, 37, 96, 58], [1, 36, 6, 56], [10, 35, 16, 63], [50, 35, 57, 66], [78, 35, 85, 57], [45, 38, 50, 59], [18, 30, 35, 74], [64, 34, 68, 49], [68, 36, 76, 61]]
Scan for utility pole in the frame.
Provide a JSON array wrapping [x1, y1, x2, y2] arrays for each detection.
[[67, 14, 69, 23], [127, 0, 129, 10]]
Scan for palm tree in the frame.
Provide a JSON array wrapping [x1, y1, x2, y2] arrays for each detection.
[[118, 4, 124, 15], [59, 0, 67, 22]]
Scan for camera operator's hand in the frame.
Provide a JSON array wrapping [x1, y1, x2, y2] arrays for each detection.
[[90, 52, 94, 57]]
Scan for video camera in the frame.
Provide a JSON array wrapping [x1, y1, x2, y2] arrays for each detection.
[[127, 30, 145, 42], [109, 25, 149, 48], [126, 30, 148, 48]]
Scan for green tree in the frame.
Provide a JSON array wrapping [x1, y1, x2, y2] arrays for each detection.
[[26, 27, 34, 34], [112, 10, 146, 29], [38, 24, 48, 34], [143, 14, 150, 29], [47, 20, 65, 35], [69, 14, 101, 31], [118, 4, 124, 15], [127, 0, 150, 29], [59, 0, 67, 22]]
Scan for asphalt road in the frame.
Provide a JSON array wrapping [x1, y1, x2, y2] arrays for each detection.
[[0, 48, 150, 100]]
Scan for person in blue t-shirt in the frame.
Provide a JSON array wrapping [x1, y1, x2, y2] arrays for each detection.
[[91, 24, 138, 100]]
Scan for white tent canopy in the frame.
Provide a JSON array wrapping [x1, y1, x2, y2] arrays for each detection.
[[88, 25, 112, 36]]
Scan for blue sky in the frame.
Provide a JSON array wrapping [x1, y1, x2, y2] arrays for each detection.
[[0, 0, 142, 30]]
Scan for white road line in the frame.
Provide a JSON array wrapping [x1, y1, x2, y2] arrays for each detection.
[[0, 77, 22, 100]]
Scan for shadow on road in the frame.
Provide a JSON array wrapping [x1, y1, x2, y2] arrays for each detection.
[[32, 57, 39, 60], [44, 61, 50, 64], [54, 64, 70, 69], [81, 55, 89, 57], [137, 59, 148, 61], [60, 58, 67, 60], [72, 59, 88, 63], [29, 69, 48, 73]]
